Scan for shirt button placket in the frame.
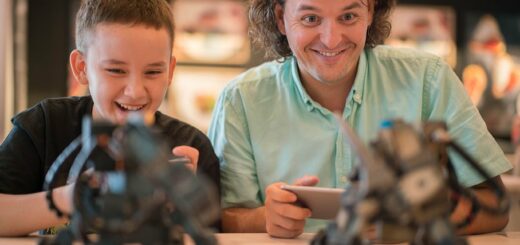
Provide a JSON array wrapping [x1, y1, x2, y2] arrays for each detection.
[[335, 122, 351, 188]]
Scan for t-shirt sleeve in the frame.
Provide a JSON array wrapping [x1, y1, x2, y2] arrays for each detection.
[[208, 87, 263, 209], [424, 58, 512, 187], [0, 123, 44, 194]]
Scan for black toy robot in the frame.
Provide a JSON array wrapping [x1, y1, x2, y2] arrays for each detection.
[[41, 115, 219, 245]]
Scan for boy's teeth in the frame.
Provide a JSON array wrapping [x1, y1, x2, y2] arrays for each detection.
[[119, 103, 144, 111]]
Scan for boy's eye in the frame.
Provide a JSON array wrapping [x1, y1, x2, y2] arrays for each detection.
[[302, 15, 320, 25], [106, 68, 125, 74], [145, 70, 162, 75]]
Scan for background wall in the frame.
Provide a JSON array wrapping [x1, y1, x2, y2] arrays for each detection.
[[1, 0, 520, 140], [0, 0, 14, 141], [26, 0, 70, 107]]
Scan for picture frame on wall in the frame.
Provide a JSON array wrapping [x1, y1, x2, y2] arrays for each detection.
[[386, 5, 457, 68], [166, 65, 244, 132], [171, 0, 250, 66]]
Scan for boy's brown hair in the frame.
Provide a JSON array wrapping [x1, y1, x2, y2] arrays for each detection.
[[75, 0, 175, 53]]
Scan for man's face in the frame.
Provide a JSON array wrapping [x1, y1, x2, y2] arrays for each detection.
[[78, 23, 175, 124], [275, 0, 372, 86]]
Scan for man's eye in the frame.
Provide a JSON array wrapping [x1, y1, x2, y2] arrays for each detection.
[[341, 13, 355, 21], [302, 15, 320, 24], [107, 69, 125, 74]]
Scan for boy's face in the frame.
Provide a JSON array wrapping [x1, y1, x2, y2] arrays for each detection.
[[71, 23, 175, 124]]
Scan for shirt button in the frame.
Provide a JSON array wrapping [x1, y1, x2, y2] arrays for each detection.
[[340, 176, 348, 183], [353, 94, 362, 103]]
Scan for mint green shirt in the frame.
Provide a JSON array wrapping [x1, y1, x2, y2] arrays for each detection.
[[208, 46, 512, 231]]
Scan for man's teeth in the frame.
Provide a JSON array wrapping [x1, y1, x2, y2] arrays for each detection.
[[118, 103, 144, 111], [318, 51, 342, 57]]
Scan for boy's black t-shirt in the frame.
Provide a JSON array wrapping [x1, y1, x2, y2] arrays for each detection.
[[0, 96, 220, 199]]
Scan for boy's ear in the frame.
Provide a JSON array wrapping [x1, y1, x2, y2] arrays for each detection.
[[168, 55, 177, 86], [274, 3, 286, 35], [70, 49, 88, 85]]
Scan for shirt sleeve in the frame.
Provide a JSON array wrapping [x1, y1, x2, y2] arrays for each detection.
[[424, 58, 512, 187], [208, 87, 263, 209], [0, 125, 43, 194]]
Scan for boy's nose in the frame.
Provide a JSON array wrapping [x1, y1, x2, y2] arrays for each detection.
[[124, 77, 146, 98], [320, 21, 342, 50]]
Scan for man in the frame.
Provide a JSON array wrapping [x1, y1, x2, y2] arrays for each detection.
[[209, 0, 511, 238]]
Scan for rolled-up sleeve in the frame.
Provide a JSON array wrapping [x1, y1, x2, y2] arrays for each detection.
[[425, 58, 512, 187]]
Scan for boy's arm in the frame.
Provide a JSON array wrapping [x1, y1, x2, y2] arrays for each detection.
[[0, 122, 73, 236], [450, 176, 509, 234], [0, 185, 72, 236]]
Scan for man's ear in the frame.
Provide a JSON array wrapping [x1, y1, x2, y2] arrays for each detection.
[[70, 49, 88, 85], [368, 0, 375, 26], [274, 3, 287, 35], [167, 55, 177, 86]]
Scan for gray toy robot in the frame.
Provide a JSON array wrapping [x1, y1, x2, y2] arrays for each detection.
[[312, 118, 509, 245]]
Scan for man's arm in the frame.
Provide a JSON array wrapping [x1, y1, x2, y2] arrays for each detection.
[[428, 61, 511, 234], [222, 176, 319, 238], [222, 207, 266, 233], [450, 176, 509, 235], [0, 185, 72, 236]]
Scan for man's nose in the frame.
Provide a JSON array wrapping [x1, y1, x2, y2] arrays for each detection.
[[320, 21, 342, 49]]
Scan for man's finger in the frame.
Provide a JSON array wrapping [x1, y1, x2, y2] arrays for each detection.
[[266, 182, 297, 203], [271, 202, 311, 220], [293, 175, 319, 186]]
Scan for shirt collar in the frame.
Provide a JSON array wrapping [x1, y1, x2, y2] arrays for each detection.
[[289, 50, 368, 112], [350, 49, 368, 106], [290, 57, 315, 112]]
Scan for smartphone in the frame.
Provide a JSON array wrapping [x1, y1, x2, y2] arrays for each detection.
[[281, 185, 344, 220], [168, 156, 190, 165]]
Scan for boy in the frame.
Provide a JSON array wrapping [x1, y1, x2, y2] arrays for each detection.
[[0, 0, 219, 236]]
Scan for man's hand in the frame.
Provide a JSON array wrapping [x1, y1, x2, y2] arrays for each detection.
[[450, 176, 509, 234], [265, 175, 319, 238], [172, 146, 199, 172]]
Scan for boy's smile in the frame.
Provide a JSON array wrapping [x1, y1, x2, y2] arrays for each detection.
[[116, 103, 145, 111], [71, 23, 175, 124]]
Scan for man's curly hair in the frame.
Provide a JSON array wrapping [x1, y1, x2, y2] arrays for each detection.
[[248, 0, 395, 59]]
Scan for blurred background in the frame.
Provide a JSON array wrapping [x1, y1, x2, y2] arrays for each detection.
[[0, 0, 519, 232], [0, 0, 519, 147]]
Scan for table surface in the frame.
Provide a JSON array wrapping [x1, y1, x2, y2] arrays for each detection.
[[1, 232, 519, 245]]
